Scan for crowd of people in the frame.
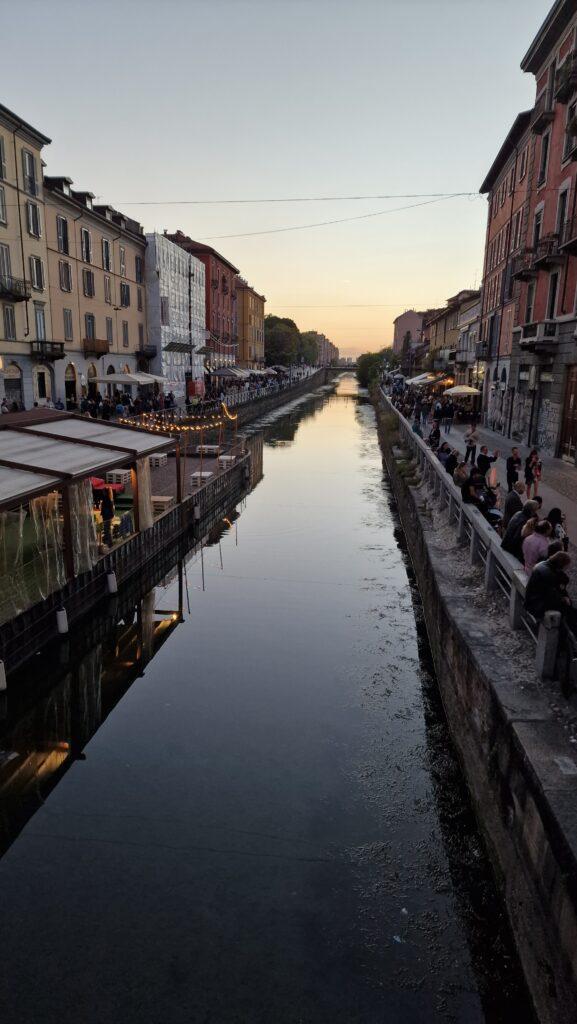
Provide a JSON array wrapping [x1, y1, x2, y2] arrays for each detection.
[[389, 386, 576, 633]]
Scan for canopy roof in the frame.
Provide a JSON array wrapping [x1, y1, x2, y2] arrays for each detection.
[[0, 411, 174, 511], [443, 385, 481, 396], [92, 372, 167, 386]]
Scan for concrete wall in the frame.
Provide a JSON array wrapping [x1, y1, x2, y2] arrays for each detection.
[[374, 392, 577, 1024]]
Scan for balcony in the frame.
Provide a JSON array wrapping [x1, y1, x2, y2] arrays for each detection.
[[531, 92, 556, 134], [519, 321, 558, 353], [83, 337, 109, 357], [555, 53, 577, 103], [30, 340, 65, 361], [561, 215, 577, 254], [475, 341, 490, 361], [0, 274, 31, 302], [533, 233, 565, 269], [511, 249, 538, 280], [139, 343, 157, 359]]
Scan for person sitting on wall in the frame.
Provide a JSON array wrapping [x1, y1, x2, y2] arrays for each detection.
[[453, 461, 469, 487], [524, 551, 577, 629], [501, 500, 540, 561], [427, 420, 441, 450], [503, 481, 525, 530], [522, 519, 553, 575], [444, 449, 460, 477]]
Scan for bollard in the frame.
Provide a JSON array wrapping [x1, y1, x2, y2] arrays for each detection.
[[106, 571, 118, 594], [56, 607, 69, 635], [535, 610, 561, 679]]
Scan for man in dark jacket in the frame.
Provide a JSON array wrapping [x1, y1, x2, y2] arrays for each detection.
[[506, 448, 522, 492], [501, 499, 540, 561], [477, 445, 499, 479], [502, 481, 525, 529], [525, 552, 572, 621]]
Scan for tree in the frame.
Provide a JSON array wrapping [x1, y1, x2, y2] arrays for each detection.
[[298, 331, 321, 366], [264, 316, 300, 366], [356, 351, 384, 388]]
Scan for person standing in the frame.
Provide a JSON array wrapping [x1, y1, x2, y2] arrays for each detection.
[[503, 481, 525, 529], [547, 508, 569, 552], [525, 449, 541, 499], [443, 400, 455, 435], [464, 423, 479, 464], [506, 448, 522, 492], [476, 445, 499, 480], [100, 487, 115, 548]]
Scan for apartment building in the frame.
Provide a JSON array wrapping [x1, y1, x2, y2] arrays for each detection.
[[392, 310, 424, 356], [236, 278, 265, 368], [425, 291, 479, 376], [145, 232, 206, 399], [165, 232, 238, 369], [454, 294, 482, 387], [0, 104, 53, 409], [43, 177, 147, 407]]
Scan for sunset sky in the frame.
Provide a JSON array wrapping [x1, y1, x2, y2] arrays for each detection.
[[4, 0, 547, 356]]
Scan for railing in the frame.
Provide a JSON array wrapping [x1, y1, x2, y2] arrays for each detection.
[[0, 274, 31, 301], [530, 91, 556, 133], [380, 388, 571, 688], [555, 52, 577, 102], [30, 340, 65, 360], [511, 250, 537, 279], [534, 233, 564, 264], [83, 337, 109, 356], [139, 344, 157, 359]]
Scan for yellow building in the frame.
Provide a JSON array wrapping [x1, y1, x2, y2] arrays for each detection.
[[235, 278, 265, 368], [0, 103, 54, 409], [43, 177, 148, 407]]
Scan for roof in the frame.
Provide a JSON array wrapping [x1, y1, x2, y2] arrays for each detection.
[[479, 111, 532, 193], [165, 231, 239, 274], [0, 103, 51, 146], [0, 413, 174, 510], [43, 178, 144, 238], [235, 280, 266, 301], [521, 0, 575, 74]]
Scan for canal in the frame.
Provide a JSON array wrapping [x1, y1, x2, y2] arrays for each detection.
[[0, 375, 534, 1024]]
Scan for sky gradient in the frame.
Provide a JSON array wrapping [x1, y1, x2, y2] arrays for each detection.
[[4, 0, 548, 356]]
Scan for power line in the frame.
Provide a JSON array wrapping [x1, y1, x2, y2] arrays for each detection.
[[116, 191, 478, 206], [200, 194, 476, 240]]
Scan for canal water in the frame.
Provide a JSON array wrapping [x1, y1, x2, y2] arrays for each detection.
[[0, 376, 534, 1024]]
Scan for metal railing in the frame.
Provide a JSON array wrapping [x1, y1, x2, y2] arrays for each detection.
[[380, 388, 570, 687]]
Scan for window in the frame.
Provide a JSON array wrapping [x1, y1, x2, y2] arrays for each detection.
[[564, 101, 577, 159], [26, 201, 41, 238], [525, 280, 536, 323], [119, 246, 126, 277], [29, 256, 44, 290], [0, 136, 5, 180], [0, 243, 11, 280], [508, 169, 514, 196], [0, 185, 6, 225], [81, 228, 92, 263], [160, 296, 169, 325], [512, 210, 522, 251], [22, 150, 37, 195], [56, 215, 69, 254], [138, 323, 144, 346], [3, 305, 15, 341], [82, 268, 95, 297], [557, 190, 569, 236], [538, 133, 550, 186], [104, 274, 112, 304], [547, 272, 559, 320], [137, 286, 143, 312], [59, 260, 72, 292], [63, 308, 73, 341], [85, 313, 95, 340], [122, 320, 129, 347], [36, 368, 47, 400], [106, 316, 113, 345], [533, 209, 543, 249], [135, 255, 143, 283], [102, 237, 112, 271], [120, 282, 130, 307], [518, 147, 527, 181], [34, 304, 46, 341]]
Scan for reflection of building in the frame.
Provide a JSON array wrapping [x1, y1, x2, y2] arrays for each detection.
[[145, 233, 206, 399], [236, 279, 265, 368], [0, 104, 53, 410], [164, 232, 238, 370], [43, 177, 148, 408]]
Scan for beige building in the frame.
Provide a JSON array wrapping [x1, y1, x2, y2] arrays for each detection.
[[43, 177, 148, 407], [236, 278, 265, 368], [0, 104, 54, 409]]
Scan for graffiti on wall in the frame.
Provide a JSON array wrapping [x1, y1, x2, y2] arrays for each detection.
[[536, 399, 560, 456]]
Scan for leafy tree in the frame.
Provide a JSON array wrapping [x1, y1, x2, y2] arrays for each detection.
[[298, 331, 321, 365], [264, 316, 300, 366], [356, 352, 383, 387]]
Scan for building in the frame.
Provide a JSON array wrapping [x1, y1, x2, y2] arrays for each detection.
[[315, 333, 339, 365], [392, 310, 424, 356], [164, 232, 238, 369], [501, 0, 577, 458], [145, 233, 206, 399], [0, 104, 53, 409], [42, 178, 148, 407], [454, 294, 482, 387], [425, 291, 479, 375], [478, 111, 533, 433], [236, 278, 265, 368]]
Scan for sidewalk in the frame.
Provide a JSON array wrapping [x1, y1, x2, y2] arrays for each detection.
[[446, 419, 577, 543]]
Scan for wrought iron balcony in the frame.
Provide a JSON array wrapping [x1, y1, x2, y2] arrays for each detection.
[[30, 340, 65, 361], [83, 337, 109, 356], [534, 233, 565, 268], [530, 92, 556, 134], [139, 343, 157, 359], [511, 250, 538, 280], [0, 274, 31, 302], [519, 321, 557, 352], [555, 53, 577, 103]]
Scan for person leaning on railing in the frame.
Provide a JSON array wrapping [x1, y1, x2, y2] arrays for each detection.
[[525, 552, 577, 630]]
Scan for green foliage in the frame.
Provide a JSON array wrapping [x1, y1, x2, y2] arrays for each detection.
[[356, 351, 383, 387], [264, 316, 300, 366], [298, 331, 321, 365]]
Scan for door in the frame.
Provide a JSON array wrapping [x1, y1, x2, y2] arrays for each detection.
[[4, 362, 23, 409], [560, 366, 577, 461]]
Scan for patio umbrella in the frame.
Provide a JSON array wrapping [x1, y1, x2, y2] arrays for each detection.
[[443, 385, 481, 396]]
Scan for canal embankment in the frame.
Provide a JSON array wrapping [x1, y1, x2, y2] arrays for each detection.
[[374, 388, 577, 1024]]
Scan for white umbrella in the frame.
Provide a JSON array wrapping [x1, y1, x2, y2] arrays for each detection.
[[443, 385, 481, 396]]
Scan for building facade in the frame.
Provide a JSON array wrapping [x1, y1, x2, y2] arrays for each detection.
[[454, 295, 482, 387], [316, 334, 339, 365], [0, 104, 53, 409], [145, 233, 206, 398], [43, 177, 147, 407], [425, 291, 479, 377], [236, 278, 265, 368], [165, 232, 238, 369], [393, 310, 424, 355]]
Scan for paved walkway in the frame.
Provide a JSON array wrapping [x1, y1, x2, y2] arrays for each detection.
[[444, 419, 577, 543]]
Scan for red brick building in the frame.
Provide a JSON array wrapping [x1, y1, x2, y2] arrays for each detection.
[[165, 231, 239, 368]]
